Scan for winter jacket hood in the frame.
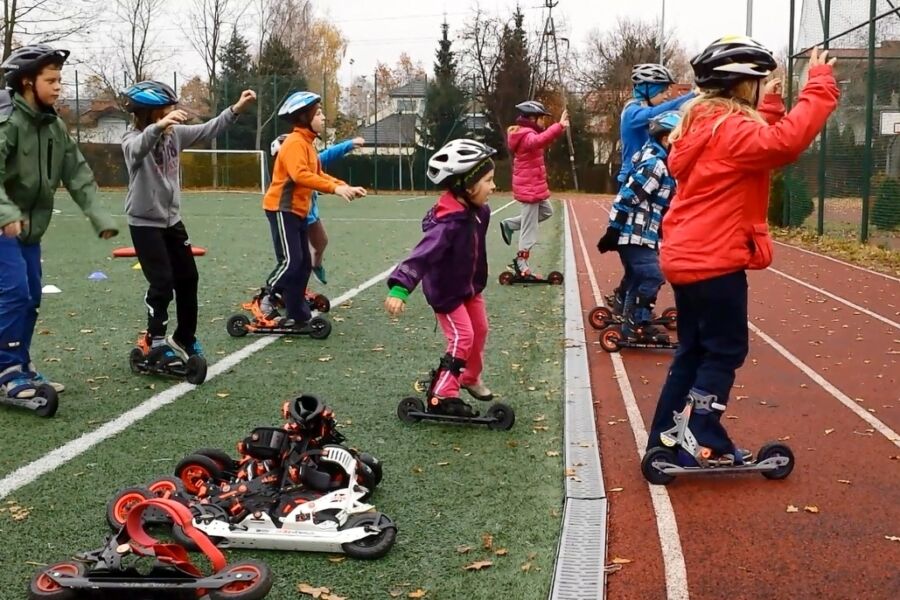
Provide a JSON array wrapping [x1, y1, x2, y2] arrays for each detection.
[[388, 191, 490, 313], [0, 91, 117, 244], [507, 119, 564, 202]]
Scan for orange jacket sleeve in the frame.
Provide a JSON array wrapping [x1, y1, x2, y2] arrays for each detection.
[[722, 65, 839, 171], [285, 142, 346, 193]]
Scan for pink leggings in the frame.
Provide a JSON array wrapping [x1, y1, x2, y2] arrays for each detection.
[[433, 294, 489, 398]]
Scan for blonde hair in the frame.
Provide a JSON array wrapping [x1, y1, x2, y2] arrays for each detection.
[[669, 79, 766, 143]]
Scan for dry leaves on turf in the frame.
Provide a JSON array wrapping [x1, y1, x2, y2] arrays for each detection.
[[318, 355, 334, 362], [456, 545, 472, 554], [481, 533, 493, 550], [494, 548, 508, 556], [804, 505, 820, 514], [546, 450, 560, 457], [298, 583, 346, 599], [611, 557, 633, 565], [464, 560, 494, 571], [786, 505, 800, 513], [408, 589, 427, 599], [215, 391, 230, 398]]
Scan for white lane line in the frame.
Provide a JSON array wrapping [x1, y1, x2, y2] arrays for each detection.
[[397, 195, 431, 202], [568, 202, 690, 600], [774, 240, 900, 284], [749, 322, 900, 448], [769, 267, 900, 331], [0, 200, 517, 501]]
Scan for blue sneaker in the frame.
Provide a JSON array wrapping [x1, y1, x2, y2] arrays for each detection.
[[312, 265, 327, 285], [0, 366, 37, 399], [29, 371, 66, 393], [167, 336, 204, 361]]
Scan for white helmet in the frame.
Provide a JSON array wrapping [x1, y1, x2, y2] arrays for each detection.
[[631, 63, 675, 85], [270, 133, 289, 157], [426, 139, 496, 185]]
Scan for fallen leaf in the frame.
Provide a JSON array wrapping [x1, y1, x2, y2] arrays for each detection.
[[778, 436, 791, 441], [297, 583, 331, 598], [389, 589, 404, 598], [579, 442, 592, 448], [408, 589, 427, 599], [611, 557, 633, 565], [609, 487, 624, 493], [786, 505, 800, 513], [604, 563, 623, 574], [885, 535, 900, 542], [437, 462, 450, 467], [546, 450, 560, 457], [565, 467, 577, 477], [804, 505, 820, 514], [494, 548, 508, 556], [837, 480, 851, 485], [533, 414, 546, 422], [527, 386, 537, 391], [521, 562, 534, 572], [456, 545, 472, 554], [464, 560, 494, 571], [79, 329, 94, 334], [327, 556, 346, 564], [481, 532, 494, 550], [825, 428, 835, 435], [318, 355, 334, 362], [216, 392, 230, 398], [411, 466, 423, 474]]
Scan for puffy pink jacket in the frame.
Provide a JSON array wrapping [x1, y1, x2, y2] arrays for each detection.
[[507, 119, 565, 203]]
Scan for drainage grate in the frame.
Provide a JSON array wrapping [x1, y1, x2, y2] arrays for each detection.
[[550, 498, 609, 600]]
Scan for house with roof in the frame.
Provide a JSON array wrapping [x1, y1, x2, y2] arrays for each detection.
[[56, 98, 131, 144], [354, 79, 426, 156]]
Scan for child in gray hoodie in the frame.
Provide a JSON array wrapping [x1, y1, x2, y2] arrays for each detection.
[[121, 80, 255, 369]]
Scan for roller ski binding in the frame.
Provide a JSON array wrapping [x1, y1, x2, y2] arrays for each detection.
[[226, 288, 332, 339], [0, 366, 58, 417], [397, 355, 515, 430], [129, 334, 207, 385], [641, 390, 795, 485], [30, 497, 273, 599], [498, 250, 563, 286], [589, 290, 676, 331]]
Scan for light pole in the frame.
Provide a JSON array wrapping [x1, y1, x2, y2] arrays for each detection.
[[659, 0, 666, 64], [746, 0, 754, 36], [366, 92, 371, 126], [398, 109, 403, 191]]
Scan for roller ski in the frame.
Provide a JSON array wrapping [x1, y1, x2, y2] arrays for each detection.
[[600, 322, 678, 352], [397, 355, 515, 430], [129, 333, 207, 385], [641, 390, 795, 485], [589, 292, 676, 333], [226, 288, 331, 339], [498, 250, 563, 286], [0, 366, 58, 418], [30, 497, 273, 599], [305, 289, 330, 313]]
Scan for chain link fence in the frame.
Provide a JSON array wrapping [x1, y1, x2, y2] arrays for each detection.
[[780, 0, 900, 246]]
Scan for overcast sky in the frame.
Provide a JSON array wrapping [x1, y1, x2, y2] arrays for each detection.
[[61, 0, 801, 92]]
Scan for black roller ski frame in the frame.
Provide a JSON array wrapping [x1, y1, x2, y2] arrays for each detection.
[[129, 337, 207, 385], [396, 370, 515, 431], [599, 325, 678, 353]]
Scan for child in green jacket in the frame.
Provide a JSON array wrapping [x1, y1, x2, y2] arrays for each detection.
[[0, 44, 117, 409]]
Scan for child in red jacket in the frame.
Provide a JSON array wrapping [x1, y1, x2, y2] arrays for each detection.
[[499, 100, 568, 278], [646, 37, 839, 467]]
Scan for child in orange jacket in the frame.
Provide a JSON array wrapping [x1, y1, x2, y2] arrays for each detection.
[[646, 37, 839, 466], [260, 91, 366, 329]]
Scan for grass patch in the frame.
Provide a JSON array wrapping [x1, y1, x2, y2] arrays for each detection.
[[0, 192, 566, 599], [772, 226, 900, 277]]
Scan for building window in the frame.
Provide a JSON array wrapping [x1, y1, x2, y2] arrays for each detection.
[[395, 99, 417, 113]]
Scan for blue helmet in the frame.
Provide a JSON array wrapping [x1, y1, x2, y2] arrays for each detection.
[[649, 110, 682, 137], [121, 80, 178, 112], [278, 91, 321, 119]]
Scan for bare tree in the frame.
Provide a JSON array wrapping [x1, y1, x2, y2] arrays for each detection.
[[2, 0, 100, 61], [459, 6, 504, 109], [184, 0, 235, 118]]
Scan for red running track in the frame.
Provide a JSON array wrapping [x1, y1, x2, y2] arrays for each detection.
[[566, 197, 900, 600]]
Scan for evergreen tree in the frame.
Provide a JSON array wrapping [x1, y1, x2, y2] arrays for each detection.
[[216, 30, 255, 149], [420, 21, 468, 151], [255, 36, 308, 155], [485, 6, 531, 156]]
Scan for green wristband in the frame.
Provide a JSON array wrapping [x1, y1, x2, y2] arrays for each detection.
[[388, 285, 410, 301]]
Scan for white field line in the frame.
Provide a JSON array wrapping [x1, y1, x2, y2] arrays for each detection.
[[773, 240, 900, 284], [0, 200, 517, 500], [397, 195, 431, 202], [769, 267, 900, 330], [568, 201, 690, 600], [749, 322, 900, 448]]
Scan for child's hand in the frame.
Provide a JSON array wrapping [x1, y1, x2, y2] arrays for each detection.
[[808, 47, 837, 68], [352, 137, 366, 148], [559, 109, 570, 129], [1, 220, 22, 237], [232, 90, 257, 114], [763, 78, 783, 97], [384, 296, 405, 316], [158, 109, 188, 130], [99, 229, 118, 240], [335, 185, 367, 202]]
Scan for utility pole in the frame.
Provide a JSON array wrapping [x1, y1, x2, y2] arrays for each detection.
[[660, 0, 666, 64], [746, 0, 754, 36]]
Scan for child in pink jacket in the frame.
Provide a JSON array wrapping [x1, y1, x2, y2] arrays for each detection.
[[499, 100, 569, 277]]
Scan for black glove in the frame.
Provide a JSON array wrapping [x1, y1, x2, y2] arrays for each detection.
[[597, 227, 619, 253]]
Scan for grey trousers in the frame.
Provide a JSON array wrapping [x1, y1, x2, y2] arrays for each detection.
[[502, 200, 554, 252]]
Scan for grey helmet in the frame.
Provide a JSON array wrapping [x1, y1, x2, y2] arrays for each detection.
[[427, 139, 496, 185], [631, 63, 675, 85], [515, 100, 551, 116], [1, 44, 70, 85]]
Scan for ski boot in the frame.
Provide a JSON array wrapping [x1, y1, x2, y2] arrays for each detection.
[[498, 250, 563, 286], [590, 289, 676, 331], [641, 389, 794, 485], [0, 366, 58, 417], [129, 333, 207, 385], [396, 354, 515, 430], [226, 288, 331, 339]]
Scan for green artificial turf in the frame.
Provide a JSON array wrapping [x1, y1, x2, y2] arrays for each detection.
[[0, 192, 566, 600]]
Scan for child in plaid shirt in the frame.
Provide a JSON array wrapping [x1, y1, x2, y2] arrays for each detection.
[[597, 110, 680, 341]]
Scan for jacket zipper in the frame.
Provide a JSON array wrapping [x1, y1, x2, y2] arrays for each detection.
[[470, 214, 479, 296]]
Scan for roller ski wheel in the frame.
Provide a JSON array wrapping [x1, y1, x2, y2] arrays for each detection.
[[397, 396, 425, 423], [547, 271, 564, 285], [307, 316, 332, 340], [307, 292, 331, 313], [588, 306, 615, 330], [356, 452, 383, 487], [191, 448, 239, 477], [0, 383, 59, 418], [175, 453, 225, 495], [207, 560, 274, 600], [486, 403, 516, 431], [600, 326, 677, 352], [660, 307, 678, 332], [499, 269, 564, 286], [147, 476, 187, 499], [641, 447, 678, 485], [106, 486, 154, 531], [600, 328, 622, 353], [340, 512, 398, 560], [29, 560, 85, 599], [185, 355, 207, 385], [226, 314, 250, 337], [757, 442, 795, 480], [498, 271, 514, 285], [129, 345, 208, 384]]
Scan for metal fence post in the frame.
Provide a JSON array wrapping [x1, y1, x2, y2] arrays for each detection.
[[784, 0, 796, 226], [75, 70, 81, 144], [816, 0, 832, 236], [374, 68, 379, 192], [859, 0, 878, 243]]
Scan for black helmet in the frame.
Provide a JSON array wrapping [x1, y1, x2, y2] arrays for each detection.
[[691, 35, 776, 90], [121, 80, 178, 112], [1, 44, 70, 84], [515, 100, 551, 116]]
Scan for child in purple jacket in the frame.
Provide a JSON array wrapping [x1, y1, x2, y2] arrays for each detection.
[[385, 139, 497, 416]]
